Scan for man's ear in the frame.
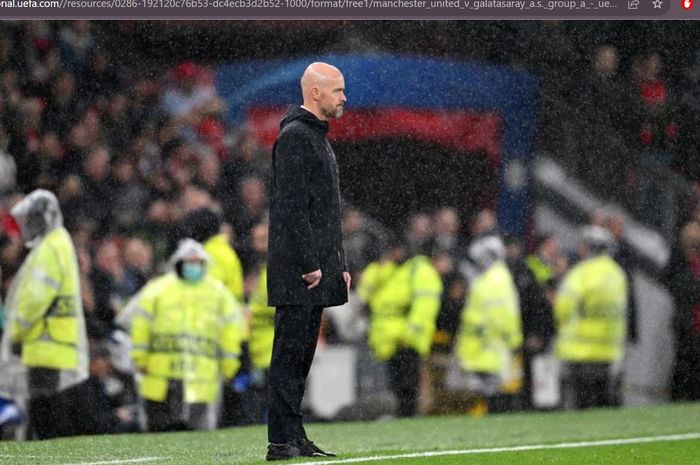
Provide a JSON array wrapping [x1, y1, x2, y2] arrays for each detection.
[[311, 86, 320, 100]]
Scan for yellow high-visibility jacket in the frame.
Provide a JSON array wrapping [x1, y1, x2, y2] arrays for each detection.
[[203, 233, 247, 340], [248, 266, 276, 370], [367, 255, 442, 360], [130, 272, 243, 403], [457, 261, 522, 375], [8, 227, 87, 374], [554, 254, 628, 363], [525, 255, 554, 286], [357, 260, 397, 304]]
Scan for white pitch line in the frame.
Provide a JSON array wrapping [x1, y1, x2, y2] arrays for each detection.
[[57, 457, 164, 465], [295, 432, 700, 465]]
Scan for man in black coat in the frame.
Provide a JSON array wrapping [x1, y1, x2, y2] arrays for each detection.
[[266, 62, 350, 461]]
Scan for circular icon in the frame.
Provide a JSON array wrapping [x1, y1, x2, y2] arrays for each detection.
[[681, 0, 693, 9]]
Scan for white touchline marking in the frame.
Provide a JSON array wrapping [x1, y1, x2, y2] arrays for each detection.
[[58, 457, 164, 465], [295, 432, 700, 465]]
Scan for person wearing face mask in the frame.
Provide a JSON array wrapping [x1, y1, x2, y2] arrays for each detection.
[[129, 239, 244, 432], [0, 189, 88, 439], [456, 235, 522, 414]]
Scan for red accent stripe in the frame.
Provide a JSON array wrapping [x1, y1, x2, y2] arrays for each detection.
[[246, 106, 502, 166]]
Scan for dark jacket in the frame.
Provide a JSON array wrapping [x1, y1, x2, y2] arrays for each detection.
[[267, 106, 348, 307]]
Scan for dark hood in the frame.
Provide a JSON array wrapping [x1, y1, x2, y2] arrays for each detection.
[[280, 105, 329, 135]]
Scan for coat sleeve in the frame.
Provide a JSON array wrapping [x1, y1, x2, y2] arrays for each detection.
[[10, 244, 61, 343], [273, 129, 320, 274]]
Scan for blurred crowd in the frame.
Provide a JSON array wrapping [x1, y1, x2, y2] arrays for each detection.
[[551, 42, 700, 237], [0, 21, 698, 441]]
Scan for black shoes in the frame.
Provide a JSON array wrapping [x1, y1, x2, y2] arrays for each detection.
[[301, 438, 336, 458], [266, 438, 336, 461]]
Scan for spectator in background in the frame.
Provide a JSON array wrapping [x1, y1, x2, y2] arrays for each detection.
[[109, 155, 150, 234], [230, 176, 268, 258], [341, 207, 386, 282], [470, 208, 498, 238], [161, 61, 222, 127], [195, 150, 226, 202], [678, 50, 700, 182], [121, 237, 153, 295], [222, 130, 271, 197], [58, 21, 96, 75], [43, 70, 81, 139], [90, 239, 128, 335], [433, 207, 467, 262], [1, 190, 89, 439], [80, 46, 119, 105], [629, 52, 679, 235], [11, 97, 44, 189], [554, 226, 628, 409], [78, 146, 112, 236], [577, 45, 630, 201], [405, 212, 434, 256], [663, 221, 700, 401], [102, 93, 133, 152], [0, 127, 16, 196]]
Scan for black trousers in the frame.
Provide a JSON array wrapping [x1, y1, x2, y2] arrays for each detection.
[[144, 381, 208, 432], [562, 362, 614, 410], [387, 348, 420, 417], [27, 368, 73, 440], [267, 304, 323, 443]]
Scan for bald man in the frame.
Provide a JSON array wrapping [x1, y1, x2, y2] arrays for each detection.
[[266, 62, 350, 461]]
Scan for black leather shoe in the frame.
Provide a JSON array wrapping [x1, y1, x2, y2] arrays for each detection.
[[266, 442, 303, 461], [298, 438, 336, 457]]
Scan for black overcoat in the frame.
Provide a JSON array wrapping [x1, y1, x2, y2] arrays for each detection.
[[267, 106, 348, 307]]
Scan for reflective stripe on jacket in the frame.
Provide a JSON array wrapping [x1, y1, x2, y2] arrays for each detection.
[[130, 273, 243, 403], [367, 255, 442, 360], [10, 227, 85, 372], [554, 255, 628, 363], [457, 261, 522, 375]]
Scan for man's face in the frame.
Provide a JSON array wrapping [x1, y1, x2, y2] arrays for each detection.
[[318, 75, 346, 120]]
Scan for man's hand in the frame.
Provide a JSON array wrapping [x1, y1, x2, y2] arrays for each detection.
[[343, 271, 351, 293], [302, 269, 322, 289]]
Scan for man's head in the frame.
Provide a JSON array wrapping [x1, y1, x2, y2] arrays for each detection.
[[170, 238, 209, 284], [300, 62, 346, 121], [593, 45, 618, 78], [10, 189, 63, 248]]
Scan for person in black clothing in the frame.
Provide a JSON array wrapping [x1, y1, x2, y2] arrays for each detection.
[[664, 221, 700, 401], [266, 62, 350, 461], [504, 234, 554, 410]]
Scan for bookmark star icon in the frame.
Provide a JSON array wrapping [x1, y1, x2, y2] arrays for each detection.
[[652, 0, 663, 7]]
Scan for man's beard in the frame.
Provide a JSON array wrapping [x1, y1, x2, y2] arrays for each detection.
[[323, 104, 344, 119]]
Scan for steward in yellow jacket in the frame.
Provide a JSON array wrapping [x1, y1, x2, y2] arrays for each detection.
[[364, 242, 442, 417], [554, 226, 628, 409], [130, 239, 243, 431], [1, 189, 88, 439], [457, 235, 522, 412]]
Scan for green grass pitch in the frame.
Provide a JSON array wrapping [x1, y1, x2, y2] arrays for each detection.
[[1, 403, 699, 465]]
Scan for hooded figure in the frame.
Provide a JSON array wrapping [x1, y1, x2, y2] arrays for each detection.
[[0, 189, 88, 439], [129, 239, 243, 432], [456, 235, 522, 413]]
